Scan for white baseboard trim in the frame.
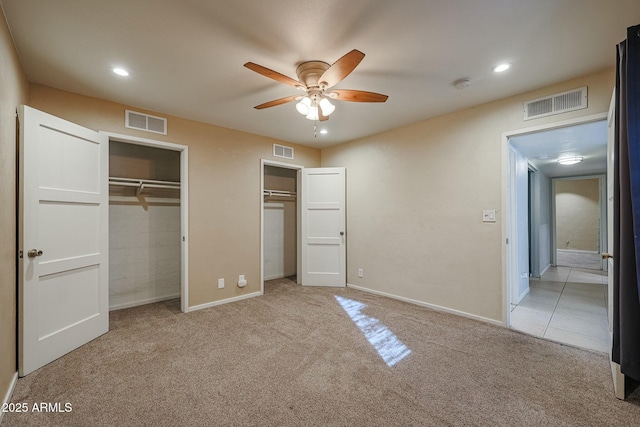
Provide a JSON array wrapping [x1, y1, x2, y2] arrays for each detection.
[[346, 283, 503, 327], [517, 286, 530, 304], [185, 291, 261, 313], [540, 263, 551, 276], [0, 372, 18, 424], [557, 249, 599, 254], [109, 293, 181, 311]]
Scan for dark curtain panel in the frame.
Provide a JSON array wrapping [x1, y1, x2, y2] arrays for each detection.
[[613, 24, 640, 384]]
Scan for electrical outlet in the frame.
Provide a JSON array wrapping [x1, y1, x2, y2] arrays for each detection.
[[238, 274, 247, 288], [218, 278, 224, 289], [358, 268, 363, 278]]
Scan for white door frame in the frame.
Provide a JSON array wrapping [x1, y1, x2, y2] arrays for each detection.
[[506, 147, 520, 305], [101, 132, 189, 313], [528, 163, 540, 278], [260, 159, 304, 294], [501, 112, 608, 327]]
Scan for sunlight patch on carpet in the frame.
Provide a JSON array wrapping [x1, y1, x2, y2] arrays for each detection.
[[335, 295, 411, 367]]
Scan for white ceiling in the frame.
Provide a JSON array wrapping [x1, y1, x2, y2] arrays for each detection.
[[2, 0, 638, 149], [510, 119, 608, 178]]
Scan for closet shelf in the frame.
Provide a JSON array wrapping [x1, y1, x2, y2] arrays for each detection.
[[109, 177, 181, 196], [263, 189, 296, 199]]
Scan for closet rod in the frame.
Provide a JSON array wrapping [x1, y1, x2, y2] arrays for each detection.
[[263, 190, 296, 197], [109, 177, 180, 186], [135, 183, 181, 196], [109, 176, 180, 196]]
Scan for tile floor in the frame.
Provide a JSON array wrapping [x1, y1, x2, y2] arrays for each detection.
[[510, 266, 609, 353]]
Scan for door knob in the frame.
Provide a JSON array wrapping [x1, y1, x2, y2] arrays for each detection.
[[340, 231, 345, 236], [27, 249, 43, 259]]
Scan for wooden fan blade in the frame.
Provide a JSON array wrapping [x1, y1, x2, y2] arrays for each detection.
[[319, 49, 365, 88], [244, 62, 303, 88], [319, 111, 329, 121], [254, 95, 299, 109], [330, 89, 388, 102]]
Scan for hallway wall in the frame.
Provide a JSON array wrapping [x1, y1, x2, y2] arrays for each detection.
[[556, 178, 600, 251]]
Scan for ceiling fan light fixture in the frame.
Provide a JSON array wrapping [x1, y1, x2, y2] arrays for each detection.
[[305, 105, 319, 121], [558, 156, 583, 165], [245, 49, 388, 122], [296, 96, 311, 115], [319, 97, 335, 116]]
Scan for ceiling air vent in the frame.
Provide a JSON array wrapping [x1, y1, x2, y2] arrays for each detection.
[[125, 110, 167, 135], [524, 86, 587, 121], [273, 144, 294, 160]]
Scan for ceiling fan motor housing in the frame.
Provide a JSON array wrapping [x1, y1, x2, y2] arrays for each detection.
[[296, 61, 330, 89]]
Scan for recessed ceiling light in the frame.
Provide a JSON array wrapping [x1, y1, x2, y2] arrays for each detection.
[[492, 63, 511, 73], [112, 67, 130, 77], [319, 129, 328, 135], [558, 156, 583, 165]]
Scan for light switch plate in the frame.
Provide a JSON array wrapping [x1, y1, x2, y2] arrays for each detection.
[[482, 210, 496, 222]]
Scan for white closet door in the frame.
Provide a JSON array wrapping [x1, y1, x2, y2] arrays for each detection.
[[301, 167, 346, 287], [19, 106, 109, 376]]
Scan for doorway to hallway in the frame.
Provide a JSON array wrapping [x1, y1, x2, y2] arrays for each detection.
[[504, 115, 608, 353]]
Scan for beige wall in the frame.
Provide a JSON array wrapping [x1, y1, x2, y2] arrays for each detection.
[[321, 69, 614, 323], [0, 7, 29, 408], [28, 84, 321, 307], [556, 178, 600, 251]]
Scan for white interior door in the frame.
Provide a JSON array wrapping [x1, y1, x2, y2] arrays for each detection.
[[19, 106, 109, 376], [606, 92, 625, 399], [301, 167, 346, 287]]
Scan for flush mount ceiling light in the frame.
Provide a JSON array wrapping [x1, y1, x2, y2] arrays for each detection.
[[558, 156, 583, 165], [492, 63, 511, 73], [112, 67, 130, 77], [319, 129, 328, 135], [244, 49, 388, 122]]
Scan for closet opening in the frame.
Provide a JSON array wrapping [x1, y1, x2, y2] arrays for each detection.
[[106, 133, 189, 312], [261, 160, 302, 293]]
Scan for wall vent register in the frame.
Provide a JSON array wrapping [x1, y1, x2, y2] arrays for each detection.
[[523, 86, 588, 121], [273, 144, 294, 159], [125, 110, 168, 135]]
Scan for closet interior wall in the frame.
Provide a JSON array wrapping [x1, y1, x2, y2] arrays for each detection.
[[109, 141, 181, 310], [263, 165, 297, 281]]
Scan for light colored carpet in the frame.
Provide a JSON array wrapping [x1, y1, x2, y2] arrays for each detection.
[[3, 278, 640, 426], [557, 249, 603, 270]]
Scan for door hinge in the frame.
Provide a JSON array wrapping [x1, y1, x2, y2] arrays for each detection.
[[506, 238, 509, 244]]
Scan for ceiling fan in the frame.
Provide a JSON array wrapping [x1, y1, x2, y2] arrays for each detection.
[[244, 49, 388, 121]]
